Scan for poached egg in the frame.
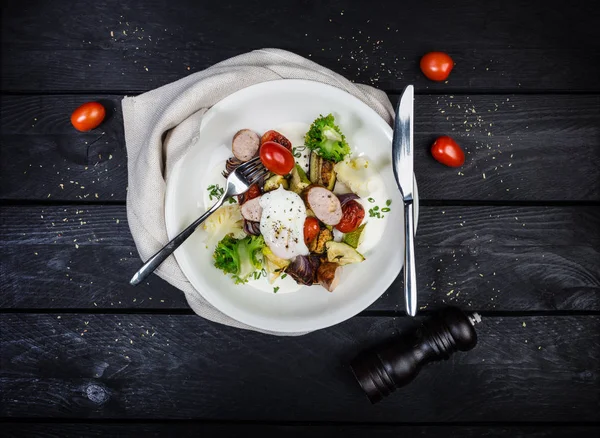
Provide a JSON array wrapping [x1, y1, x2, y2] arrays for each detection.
[[259, 186, 309, 260]]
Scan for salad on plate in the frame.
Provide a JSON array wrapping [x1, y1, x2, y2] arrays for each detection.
[[201, 114, 391, 293]]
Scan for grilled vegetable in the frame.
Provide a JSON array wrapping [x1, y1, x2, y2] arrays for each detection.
[[303, 217, 321, 245], [309, 152, 336, 190], [263, 174, 289, 192], [262, 246, 290, 283], [335, 200, 365, 233], [224, 157, 244, 177], [337, 193, 359, 207], [243, 220, 261, 236], [286, 254, 320, 285], [308, 227, 333, 254], [325, 241, 365, 265], [203, 204, 246, 249], [260, 130, 292, 151], [342, 223, 366, 249], [290, 164, 311, 194], [317, 261, 342, 292]]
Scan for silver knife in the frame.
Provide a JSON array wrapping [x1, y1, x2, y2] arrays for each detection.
[[392, 85, 417, 316]]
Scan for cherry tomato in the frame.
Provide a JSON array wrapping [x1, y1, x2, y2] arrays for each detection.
[[259, 141, 295, 175], [238, 183, 261, 204], [420, 52, 454, 81], [260, 130, 292, 151], [303, 217, 320, 245], [335, 200, 365, 233], [431, 136, 465, 167], [71, 102, 106, 132]]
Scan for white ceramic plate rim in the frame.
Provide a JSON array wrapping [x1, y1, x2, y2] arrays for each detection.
[[165, 79, 418, 333]]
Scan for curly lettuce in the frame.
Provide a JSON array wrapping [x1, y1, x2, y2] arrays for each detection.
[[304, 114, 350, 163], [213, 234, 265, 284]]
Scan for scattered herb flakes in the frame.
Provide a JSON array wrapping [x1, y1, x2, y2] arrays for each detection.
[[281, 273, 287, 279], [386, 199, 392, 206], [273, 286, 280, 293], [368, 197, 375, 203]]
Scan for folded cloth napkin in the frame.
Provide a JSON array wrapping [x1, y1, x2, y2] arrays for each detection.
[[123, 48, 394, 335]]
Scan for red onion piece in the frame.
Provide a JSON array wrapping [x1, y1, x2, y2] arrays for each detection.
[[243, 220, 261, 236], [337, 193, 360, 207]]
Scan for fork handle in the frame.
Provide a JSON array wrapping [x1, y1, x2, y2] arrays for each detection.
[[404, 200, 417, 316], [130, 198, 225, 286]]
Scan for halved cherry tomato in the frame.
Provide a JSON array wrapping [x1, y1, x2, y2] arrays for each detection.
[[335, 200, 365, 233], [303, 217, 320, 245], [260, 130, 292, 151], [71, 102, 106, 132], [259, 141, 295, 175], [431, 136, 465, 167], [420, 52, 454, 81]]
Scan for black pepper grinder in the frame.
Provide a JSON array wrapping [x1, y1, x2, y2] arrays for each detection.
[[350, 306, 481, 403]]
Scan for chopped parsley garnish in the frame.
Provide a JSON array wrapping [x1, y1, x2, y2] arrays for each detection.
[[368, 201, 391, 218], [281, 273, 287, 279], [273, 286, 280, 293], [207, 184, 236, 203], [292, 145, 306, 158], [207, 184, 224, 200]]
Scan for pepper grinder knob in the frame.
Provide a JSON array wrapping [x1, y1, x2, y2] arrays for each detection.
[[350, 307, 481, 403]]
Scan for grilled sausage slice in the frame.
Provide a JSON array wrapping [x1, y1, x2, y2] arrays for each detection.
[[232, 129, 260, 161], [240, 196, 263, 222], [304, 186, 343, 226]]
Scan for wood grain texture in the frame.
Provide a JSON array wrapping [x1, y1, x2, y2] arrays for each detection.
[[1, 0, 599, 92], [2, 94, 598, 202], [3, 423, 600, 438], [1, 314, 599, 421], [1, 205, 598, 311]]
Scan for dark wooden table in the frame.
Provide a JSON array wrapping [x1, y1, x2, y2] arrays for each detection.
[[1, 0, 599, 436]]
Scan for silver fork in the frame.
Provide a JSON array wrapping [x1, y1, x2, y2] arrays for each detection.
[[130, 156, 268, 286]]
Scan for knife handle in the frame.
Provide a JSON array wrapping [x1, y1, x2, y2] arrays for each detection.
[[404, 200, 417, 316]]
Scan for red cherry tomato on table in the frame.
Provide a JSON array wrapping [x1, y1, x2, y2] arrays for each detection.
[[259, 141, 295, 175], [420, 52, 454, 81], [335, 200, 365, 233], [431, 136, 465, 167], [303, 217, 320, 245], [71, 102, 106, 132]]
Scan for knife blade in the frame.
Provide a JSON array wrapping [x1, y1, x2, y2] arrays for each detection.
[[392, 85, 417, 316], [392, 85, 414, 202]]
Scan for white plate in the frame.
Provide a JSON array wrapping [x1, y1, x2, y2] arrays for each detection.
[[165, 79, 418, 333]]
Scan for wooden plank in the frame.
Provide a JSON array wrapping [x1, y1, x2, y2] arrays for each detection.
[[3, 423, 600, 438], [2, 94, 599, 202], [1, 314, 598, 421], [1, 205, 598, 311], [0, 96, 126, 202], [1, 0, 599, 92]]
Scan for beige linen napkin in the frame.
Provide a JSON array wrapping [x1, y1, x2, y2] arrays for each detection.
[[123, 48, 394, 335]]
